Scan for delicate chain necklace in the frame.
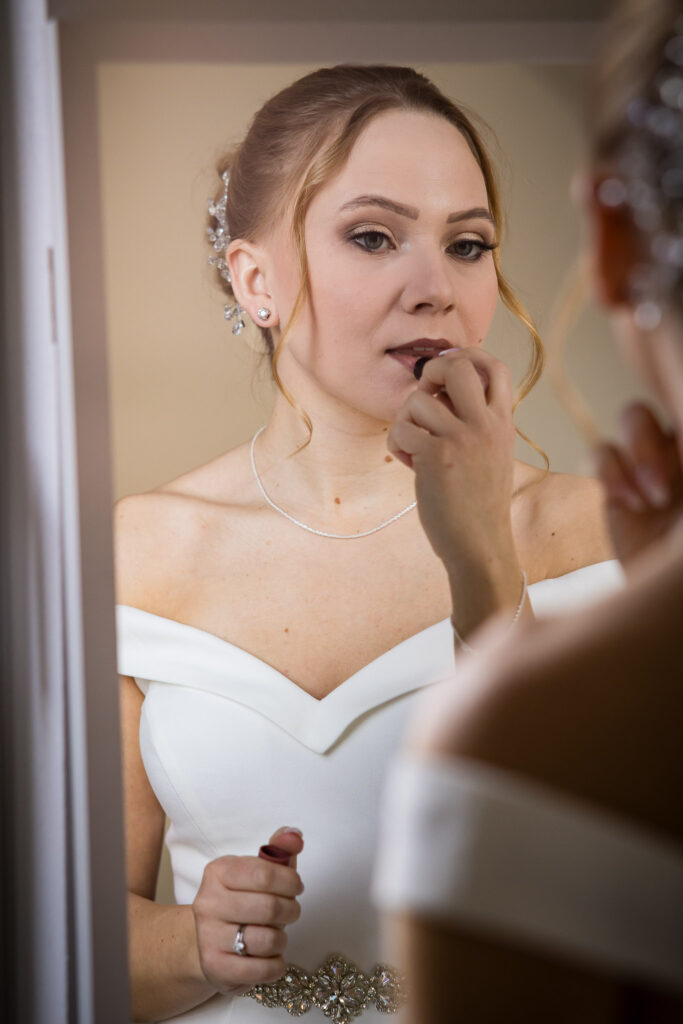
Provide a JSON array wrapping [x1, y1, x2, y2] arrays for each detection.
[[249, 426, 417, 539]]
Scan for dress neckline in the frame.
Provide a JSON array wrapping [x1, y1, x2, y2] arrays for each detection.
[[117, 603, 457, 752], [115, 561, 623, 753], [115, 603, 451, 702]]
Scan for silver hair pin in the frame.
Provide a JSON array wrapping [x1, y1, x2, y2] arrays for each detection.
[[207, 170, 246, 335]]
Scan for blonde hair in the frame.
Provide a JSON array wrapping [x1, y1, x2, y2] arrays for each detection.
[[209, 65, 546, 459]]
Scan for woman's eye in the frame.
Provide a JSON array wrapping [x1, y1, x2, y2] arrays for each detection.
[[450, 238, 494, 261], [350, 230, 392, 253]]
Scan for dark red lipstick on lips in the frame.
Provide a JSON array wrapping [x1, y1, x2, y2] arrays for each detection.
[[388, 339, 452, 377]]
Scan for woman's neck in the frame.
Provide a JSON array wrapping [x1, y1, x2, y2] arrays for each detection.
[[254, 394, 416, 517]]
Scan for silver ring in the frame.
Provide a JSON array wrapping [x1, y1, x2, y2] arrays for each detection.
[[233, 924, 247, 956]]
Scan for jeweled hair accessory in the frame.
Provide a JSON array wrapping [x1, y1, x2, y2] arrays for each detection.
[[598, 18, 683, 329], [207, 170, 246, 335]]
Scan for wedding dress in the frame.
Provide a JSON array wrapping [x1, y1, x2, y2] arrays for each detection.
[[117, 560, 624, 1021]]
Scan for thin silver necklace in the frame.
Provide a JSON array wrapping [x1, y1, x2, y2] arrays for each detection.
[[249, 426, 417, 539]]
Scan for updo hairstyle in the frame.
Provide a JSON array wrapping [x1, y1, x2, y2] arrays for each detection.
[[208, 64, 544, 450], [590, 0, 683, 320]]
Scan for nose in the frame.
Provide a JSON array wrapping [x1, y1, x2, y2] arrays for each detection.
[[400, 249, 455, 315]]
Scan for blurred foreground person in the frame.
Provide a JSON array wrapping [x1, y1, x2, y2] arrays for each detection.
[[375, 1, 683, 1020]]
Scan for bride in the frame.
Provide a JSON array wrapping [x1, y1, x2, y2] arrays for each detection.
[[116, 64, 617, 1022]]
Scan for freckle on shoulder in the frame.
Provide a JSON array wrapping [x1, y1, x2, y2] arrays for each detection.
[[535, 470, 613, 577]]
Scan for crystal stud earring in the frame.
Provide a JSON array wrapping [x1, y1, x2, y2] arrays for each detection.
[[257, 307, 272, 322]]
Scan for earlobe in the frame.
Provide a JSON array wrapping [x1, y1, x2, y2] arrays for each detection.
[[227, 242, 279, 328], [590, 181, 641, 308]]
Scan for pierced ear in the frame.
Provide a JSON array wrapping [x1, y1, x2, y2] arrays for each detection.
[[589, 179, 641, 308], [226, 241, 279, 327]]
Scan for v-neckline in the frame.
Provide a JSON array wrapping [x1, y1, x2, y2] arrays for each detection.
[[116, 603, 452, 702], [117, 603, 457, 753], [115, 562, 623, 753]]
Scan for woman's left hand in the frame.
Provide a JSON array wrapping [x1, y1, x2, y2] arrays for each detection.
[[388, 347, 518, 573], [593, 401, 683, 568]]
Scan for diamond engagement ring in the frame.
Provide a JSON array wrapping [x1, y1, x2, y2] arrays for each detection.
[[233, 925, 247, 956]]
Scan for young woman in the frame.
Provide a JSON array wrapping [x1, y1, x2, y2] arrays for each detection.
[[374, 4, 683, 1021], [116, 66, 617, 1022]]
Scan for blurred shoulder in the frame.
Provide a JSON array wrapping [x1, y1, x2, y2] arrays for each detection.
[[514, 462, 613, 580]]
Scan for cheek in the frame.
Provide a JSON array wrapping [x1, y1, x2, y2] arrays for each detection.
[[308, 255, 373, 331], [464, 266, 499, 336]]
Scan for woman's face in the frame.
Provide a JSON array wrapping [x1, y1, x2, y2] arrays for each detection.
[[268, 108, 500, 425]]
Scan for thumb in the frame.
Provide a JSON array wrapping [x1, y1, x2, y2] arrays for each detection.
[[261, 826, 304, 869]]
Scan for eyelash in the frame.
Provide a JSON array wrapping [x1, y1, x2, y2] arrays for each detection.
[[348, 228, 497, 262]]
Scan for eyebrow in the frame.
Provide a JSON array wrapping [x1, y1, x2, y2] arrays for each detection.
[[339, 194, 495, 226]]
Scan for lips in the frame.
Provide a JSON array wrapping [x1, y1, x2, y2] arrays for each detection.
[[388, 339, 454, 374]]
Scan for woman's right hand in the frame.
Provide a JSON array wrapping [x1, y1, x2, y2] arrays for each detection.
[[388, 347, 519, 575], [192, 827, 304, 995]]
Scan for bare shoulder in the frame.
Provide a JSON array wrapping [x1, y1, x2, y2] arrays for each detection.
[[514, 463, 613, 580], [113, 445, 250, 608], [113, 490, 201, 608]]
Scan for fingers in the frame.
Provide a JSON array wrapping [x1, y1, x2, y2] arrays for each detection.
[[212, 855, 304, 900], [267, 825, 304, 870], [619, 403, 678, 508], [199, 946, 286, 991], [593, 442, 647, 513], [225, 923, 287, 958], [388, 418, 433, 460], [417, 348, 512, 420], [213, 888, 301, 928], [399, 389, 461, 440], [193, 840, 306, 995], [593, 403, 680, 513], [205, 920, 288, 959]]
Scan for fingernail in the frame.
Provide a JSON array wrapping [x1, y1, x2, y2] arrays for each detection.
[[273, 826, 303, 838], [259, 844, 291, 864], [413, 356, 429, 381], [636, 468, 669, 508]]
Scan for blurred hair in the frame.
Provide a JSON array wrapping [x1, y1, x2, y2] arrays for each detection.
[[549, 0, 683, 444], [590, 0, 683, 311]]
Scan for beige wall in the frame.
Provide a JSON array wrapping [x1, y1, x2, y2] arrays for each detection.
[[98, 60, 648, 503]]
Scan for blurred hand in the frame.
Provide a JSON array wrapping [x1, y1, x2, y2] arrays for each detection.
[[388, 347, 518, 572], [593, 402, 683, 567], [192, 826, 304, 995]]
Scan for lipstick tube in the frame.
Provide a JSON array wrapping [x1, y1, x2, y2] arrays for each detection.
[[258, 844, 291, 865]]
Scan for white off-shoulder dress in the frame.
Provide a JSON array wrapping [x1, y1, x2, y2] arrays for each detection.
[[117, 560, 623, 1022]]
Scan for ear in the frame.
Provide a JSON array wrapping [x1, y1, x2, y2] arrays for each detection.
[[588, 178, 641, 308], [227, 240, 280, 327]]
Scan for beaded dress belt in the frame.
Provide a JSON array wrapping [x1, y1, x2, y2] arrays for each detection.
[[242, 953, 405, 1020]]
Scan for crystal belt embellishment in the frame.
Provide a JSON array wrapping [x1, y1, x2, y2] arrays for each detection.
[[242, 953, 405, 1020]]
